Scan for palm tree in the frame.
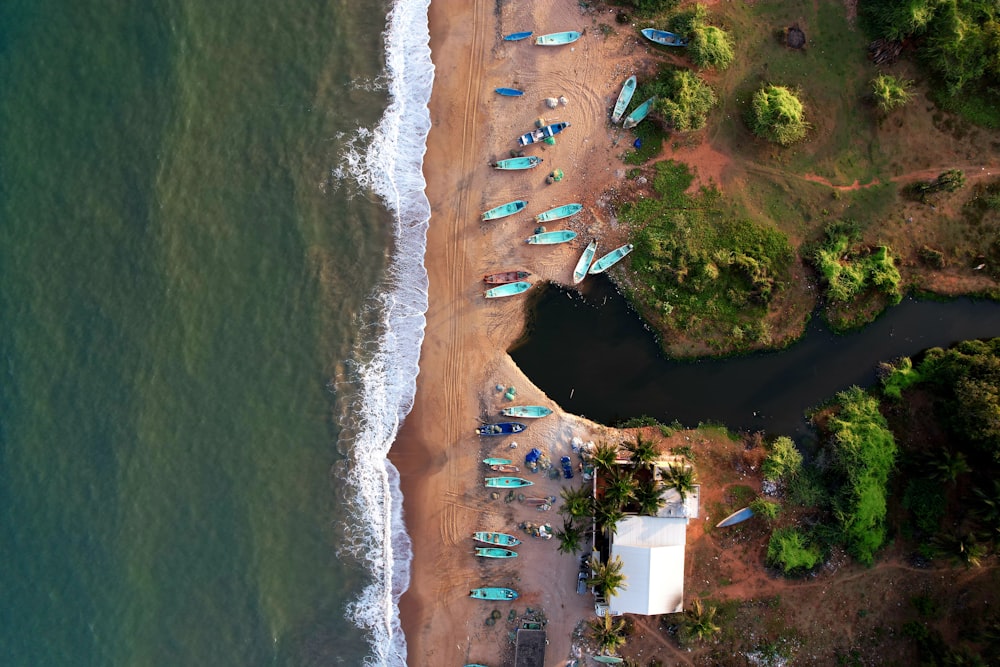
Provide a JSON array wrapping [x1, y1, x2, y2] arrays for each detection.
[[603, 467, 636, 510], [594, 497, 625, 537], [933, 531, 989, 568], [587, 555, 627, 600], [590, 441, 620, 473], [556, 519, 584, 555], [625, 435, 659, 470], [663, 464, 697, 501], [928, 449, 970, 485], [973, 479, 1000, 532], [683, 599, 721, 643], [587, 610, 627, 655], [634, 477, 666, 516], [559, 484, 593, 521]]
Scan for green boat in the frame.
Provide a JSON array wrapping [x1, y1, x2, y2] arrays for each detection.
[[611, 75, 637, 124], [526, 230, 577, 245], [472, 531, 522, 546], [535, 203, 582, 223], [493, 156, 543, 170], [484, 281, 531, 299], [572, 239, 599, 284], [535, 31, 581, 46], [501, 405, 553, 418], [623, 96, 656, 130], [475, 547, 518, 559], [470, 587, 519, 601], [485, 477, 533, 488], [589, 243, 634, 274], [482, 200, 527, 221], [482, 457, 513, 466]]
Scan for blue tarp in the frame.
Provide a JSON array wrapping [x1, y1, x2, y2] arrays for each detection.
[[525, 448, 542, 464]]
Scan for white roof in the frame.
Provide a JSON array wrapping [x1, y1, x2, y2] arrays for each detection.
[[608, 544, 685, 615], [614, 515, 687, 547]]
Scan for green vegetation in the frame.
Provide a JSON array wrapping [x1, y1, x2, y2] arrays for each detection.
[[663, 463, 697, 501], [681, 599, 722, 643], [588, 555, 628, 600], [908, 169, 967, 201], [556, 519, 585, 554], [670, 4, 735, 70], [622, 161, 794, 353], [748, 85, 809, 146], [749, 497, 781, 522], [588, 610, 628, 654], [870, 74, 913, 113], [652, 68, 717, 131], [878, 356, 924, 400], [766, 527, 822, 573], [761, 436, 803, 481]]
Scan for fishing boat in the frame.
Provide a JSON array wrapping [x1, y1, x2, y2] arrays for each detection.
[[484, 281, 531, 299], [475, 547, 518, 559], [517, 121, 571, 146], [485, 477, 534, 488], [495, 87, 524, 97], [526, 230, 577, 245], [473, 531, 522, 546], [640, 28, 688, 47], [490, 464, 521, 473], [482, 200, 527, 221], [522, 496, 556, 506], [535, 31, 581, 46], [501, 405, 553, 418], [622, 97, 656, 130], [483, 270, 530, 284], [572, 239, 599, 284], [589, 244, 634, 274], [503, 31, 533, 41], [592, 657, 625, 664], [535, 203, 582, 222], [470, 587, 519, 601], [715, 506, 754, 528], [475, 422, 526, 436], [482, 457, 513, 466], [611, 75, 637, 124], [493, 156, 543, 170]]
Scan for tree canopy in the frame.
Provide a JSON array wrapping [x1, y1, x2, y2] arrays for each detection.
[[748, 85, 809, 145], [653, 68, 717, 131]]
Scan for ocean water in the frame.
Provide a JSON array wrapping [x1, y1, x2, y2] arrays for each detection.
[[0, 0, 431, 665]]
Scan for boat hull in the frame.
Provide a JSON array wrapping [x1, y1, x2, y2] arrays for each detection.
[[476, 422, 527, 436], [623, 97, 656, 130], [589, 244, 634, 274], [535, 31, 581, 46], [483, 270, 530, 284], [716, 507, 754, 528], [495, 87, 524, 97], [470, 587, 519, 601], [493, 156, 543, 170], [473, 531, 522, 546], [518, 122, 570, 146], [501, 405, 553, 418], [536, 203, 582, 222], [573, 240, 599, 284], [503, 31, 533, 41], [475, 547, 518, 559], [482, 200, 527, 221], [526, 230, 577, 245], [611, 76, 637, 124], [484, 281, 531, 298], [485, 476, 534, 488], [641, 28, 688, 47], [482, 457, 513, 466]]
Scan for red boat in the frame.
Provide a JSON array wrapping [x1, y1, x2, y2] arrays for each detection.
[[483, 270, 530, 285]]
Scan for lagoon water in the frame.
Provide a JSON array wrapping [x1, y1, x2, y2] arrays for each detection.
[[0, 0, 430, 665]]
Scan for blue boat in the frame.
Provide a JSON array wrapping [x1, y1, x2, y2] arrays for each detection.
[[485, 477, 533, 488], [535, 203, 582, 223], [470, 587, 519, 601], [589, 244, 634, 274], [476, 422, 526, 436], [484, 281, 531, 299], [493, 156, 543, 170], [503, 31, 533, 41], [641, 28, 688, 47], [535, 31, 581, 46], [716, 506, 754, 528], [517, 121, 571, 146], [572, 239, 599, 284], [482, 200, 527, 221], [623, 97, 656, 130], [495, 87, 524, 97]]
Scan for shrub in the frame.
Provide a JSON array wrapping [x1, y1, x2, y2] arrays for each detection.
[[871, 74, 914, 113], [655, 69, 717, 131], [762, 436, 803, 481], [750, 498, 781, 522], [748, 85, 809, 146], [879, 356, 923, 400], [767, 527, 822, 573], [689, 25, 734, 70]]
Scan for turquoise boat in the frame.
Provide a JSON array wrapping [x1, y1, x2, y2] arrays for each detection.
[[535, 31, 581, 46], [501, 405, 553, 418], [611, 75, 637, 124], [482, 457, 513, 466], [475, 547, 518, 559], [572, 239, 599, 284], [485, 477, 533, 488], [641, 28, 688, 47], [482, 200, 527, 221], [495, 87, 524, 97], [472, 531, 522, 546], [535, 203, 582, 223], [484, 281, 531, 299], [493, 156, 543, 170], [470, 587, 519, 601], [592, 657, 624, 664], [623, 96, 656, 130], [503, 31, 533, 41], [589, 243, 634, 274], [526, 230, 577, 245]]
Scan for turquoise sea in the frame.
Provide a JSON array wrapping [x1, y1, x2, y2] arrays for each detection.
[[0, 0, 431, 665]]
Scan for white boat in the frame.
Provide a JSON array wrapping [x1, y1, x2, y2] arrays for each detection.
[[572, 239, 598, 284], [589, 244, 634, 274], [611, 76, 637, 124]]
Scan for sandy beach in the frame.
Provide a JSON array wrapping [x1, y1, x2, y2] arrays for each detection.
[[390, 1, 656, 665]]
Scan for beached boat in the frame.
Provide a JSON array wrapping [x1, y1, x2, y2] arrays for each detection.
[[715, 506, 754, 528], [503, 31, 533, 41], [484, 281, 531, 299], [526, 230, 577, 245], [495, 87, 524, 97], [611, 75, 637, 124], [589, 244, 634, 274], [470, 587, 519, 601], [522, 496, 556, 506], [485, 476, 534, 488], [535, 31, 581, 46], [483, 270, 530, 285], [482, 200, 527, 221], [493, 156, 543, 170], [572, 239, 599, 284], [491, 463, 520, 472], [517, 122, 571, 147], [535, 203, 583, 223], [482, 457, 513, 466], [473, 531, 522, 546], [641, 28, 689, 47], [475, 422, 526, 436], [592, 657, 625, 664], [501, 405, 553, 418], [475, 547, 518, 559], [622, 97, 656, 130]]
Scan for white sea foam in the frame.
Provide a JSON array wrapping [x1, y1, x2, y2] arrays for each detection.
[[337, 0, 433, 664]]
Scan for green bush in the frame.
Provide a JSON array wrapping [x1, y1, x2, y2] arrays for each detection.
[[871, 74, 914, 113], [748, 85, 809, 145], [689, 25, 734, 70], [762, 436, 803, 481], [750, 498, 781, 522], [767, 527, 822, 573], [809, 222, 902, 306], [879, 356, 923, 400], [654, 69, 717, 131]]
